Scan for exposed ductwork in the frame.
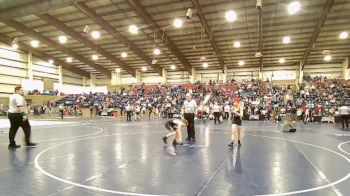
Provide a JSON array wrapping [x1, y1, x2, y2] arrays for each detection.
[[0, 0, 86, 19]]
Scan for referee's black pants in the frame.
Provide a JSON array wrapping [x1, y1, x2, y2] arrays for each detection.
[[126, 111, 132, 121], [8, 113, 31, 146], [214, 112, 220, 124], [224, 112, 229, 119], [184, 113, 195, 139], [341, 115, 349, 129]]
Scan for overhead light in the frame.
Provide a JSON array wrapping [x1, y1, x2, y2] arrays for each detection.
[[225, 10, 237, 22], [170, 65, 176, 70], [173, 18, 183, 28], [233, 41, 241, 48], [58, 35, 67, 44], [91, 31, 100, 39], [121, 52, 128, 58], [12, 43, 18, 49], [129, 25, 138, 34], [153, 48, 161, 55], [324, 55, 332, 61], [283, 36, 291, 44], [30, 40, 39, 48], [92, 54, 98, 61], [152, 59, 158, 64], [83, 25, 90, 33], [288, 1, 301, 15], [142, 66, 147, 72], [279, 58, 285, 64], [186, 8, 193, 19], [202, 63, 208, 68], [115, 68, 121, 73], [48, 59, 54, 64], [238, 60, 245, 66], [11, 37, 18, 49], [11, 37, 18, 44], [339, 31, 348, 39], [255, 52, 262, 58], [66, 57, 73, 63]]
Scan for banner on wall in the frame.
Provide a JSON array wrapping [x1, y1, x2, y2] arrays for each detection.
[[43, 78, 54, 91], [54, 83, 108, 94], [21, 79, 44, 92]]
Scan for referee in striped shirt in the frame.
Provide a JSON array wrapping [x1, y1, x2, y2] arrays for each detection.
[[183, 93, 197, 141], [8, 87, 36, 149]]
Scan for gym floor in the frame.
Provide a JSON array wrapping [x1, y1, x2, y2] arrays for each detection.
[[0, 118, 350, 196]]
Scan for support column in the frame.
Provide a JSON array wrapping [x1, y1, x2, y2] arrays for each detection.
[[27, 52, 34, 80], [162, 68, 167, 83], [342, 57, 349, 80], [111, 71, 122, 85], [190, 67, 196, 83], [299, 61, 304, 84], [197, 73, 201, 82], [116, 72, 122, 85], [111, 71, 117, 86], [223, 66, 227, 84], [258, 71, 263, 80], [58, 65, 63, 86], [90, 73, 96, 88], [135, 70, 141, 84], [82, 77, 87, 87]]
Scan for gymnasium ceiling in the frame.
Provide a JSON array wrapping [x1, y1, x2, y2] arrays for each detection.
[[0, 0, 349, 78]]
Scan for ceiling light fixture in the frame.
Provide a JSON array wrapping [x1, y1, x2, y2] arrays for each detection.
[[202, 63, 208, 68], [129, 25, 138, 34], [324, 55, 332, 61], [170, 65, 176, 70], [339, 31, 348, 39], [11, 37, 18, 49], [283, 36, 291, 44], [142, 66, 147, 72], [233, 41, 241, 48], [58, 35, 67, 44], [279, 58, 285, 64], [12, 43, 18, 49], [287, 1, 301, 15], [30, 40, 39, 48], [225, 10, 237, 22], [173, 18, 183, 28], [66, 57, 73, 63], [153, 48, 161, 55], [83, 25, 90, 34], [92, 54, 98, 61], [91, 31, 100, 39], [238, 60, 245, 66], [121, 52, 128, 58]]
